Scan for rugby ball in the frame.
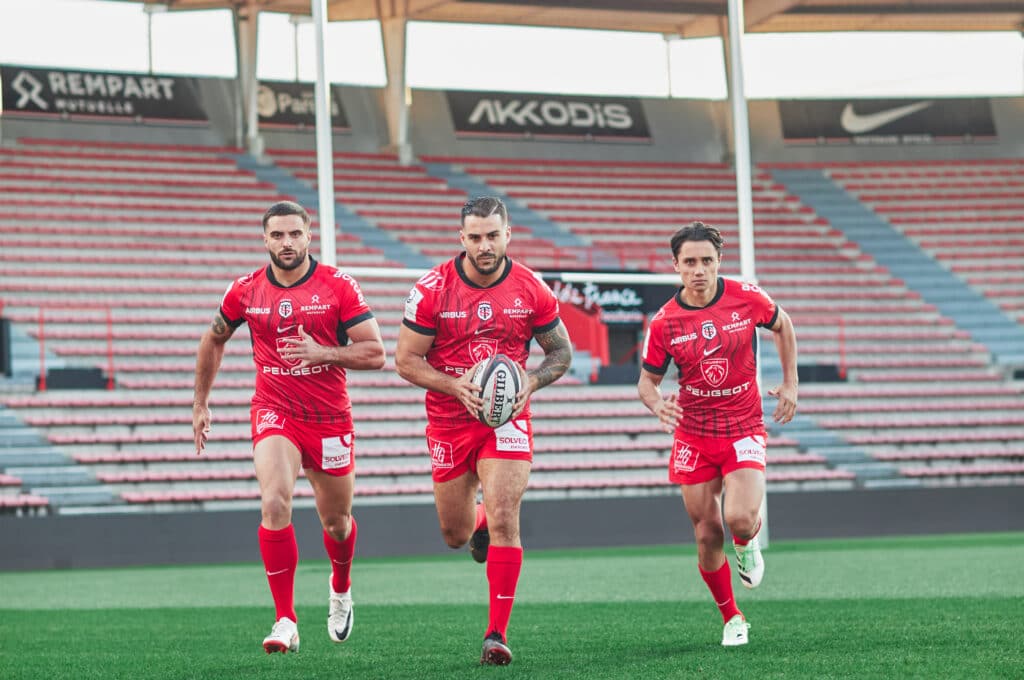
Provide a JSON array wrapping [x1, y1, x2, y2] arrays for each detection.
[[470, 354, 522, 428]]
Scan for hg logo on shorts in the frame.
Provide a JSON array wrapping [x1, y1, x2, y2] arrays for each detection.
[[673, 440, 699, 473], [428, 438, 454, 469], [256, 409, 285, 435]]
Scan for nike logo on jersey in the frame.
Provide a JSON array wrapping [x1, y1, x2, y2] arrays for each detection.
[[277, 324, 296, 333], [839, 101, 933, 134], [475, 328, 494, 336], [703, 345, 722, 356]]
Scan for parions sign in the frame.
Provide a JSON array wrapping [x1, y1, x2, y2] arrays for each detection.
[[257, 81, 350, 131], [446, 90, 650, 141]]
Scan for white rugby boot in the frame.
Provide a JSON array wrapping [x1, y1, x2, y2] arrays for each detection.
[[327, 578, 354, 643], [735, 533, 765, 589], [721, 614, 750, 647], [262, 617, 300, 654]]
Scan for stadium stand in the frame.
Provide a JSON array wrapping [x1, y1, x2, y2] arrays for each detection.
[[2, 127, 1023, 512], [0, 137, 863, 514]]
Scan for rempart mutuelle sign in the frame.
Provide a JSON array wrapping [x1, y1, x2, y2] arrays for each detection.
[[1, 64, 207, 123], [778, 98, 996, 145], [447, 90, 650, 141]]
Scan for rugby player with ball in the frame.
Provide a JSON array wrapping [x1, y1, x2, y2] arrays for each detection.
[[395, 196, 572, 665]]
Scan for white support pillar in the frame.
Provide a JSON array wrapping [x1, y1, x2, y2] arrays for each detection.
[[311, 0, 337, 266], [380, 16, 413, 165], [234, 2, 263, 157]]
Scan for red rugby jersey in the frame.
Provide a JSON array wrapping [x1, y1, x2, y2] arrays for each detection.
[[641, 277, 779, 438], [402, 254, 560, 427], [219, 258, 374, 425]]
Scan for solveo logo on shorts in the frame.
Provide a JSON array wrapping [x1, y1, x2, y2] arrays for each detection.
[[733, 435, 766, 465], [446, 90, 650, 140], [495, 420, 530, 453], [321, 433, 352, 470]]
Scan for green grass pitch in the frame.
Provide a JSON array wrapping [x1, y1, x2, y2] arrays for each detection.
[[1, 532, 1022, 679]]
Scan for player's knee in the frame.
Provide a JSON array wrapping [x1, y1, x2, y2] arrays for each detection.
[[322, 513, 352, 542], [694, 519, 725, 551], [724, 510, 759, 539], [260, 494, 292, 526], [440, 525, 469, 549]]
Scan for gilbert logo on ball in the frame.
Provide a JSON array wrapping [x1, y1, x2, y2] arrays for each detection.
[[471, 354, 521, 428]]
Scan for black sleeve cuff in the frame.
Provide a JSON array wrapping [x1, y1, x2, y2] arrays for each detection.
[[402, 318, 436, 336]]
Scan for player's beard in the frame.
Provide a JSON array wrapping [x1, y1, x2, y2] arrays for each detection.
[[467, 252, 504, 276], [270, 248, 307, 271]]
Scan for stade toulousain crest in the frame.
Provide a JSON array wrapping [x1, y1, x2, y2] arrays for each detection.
[[477, 301, 493, 322]]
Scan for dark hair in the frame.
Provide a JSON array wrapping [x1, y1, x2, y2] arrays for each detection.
[[461, 196, 508, 227], [262, 201, 311, 230], [670, 221, 723, 259]]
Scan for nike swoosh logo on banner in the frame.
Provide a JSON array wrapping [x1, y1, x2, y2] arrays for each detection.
[[703, 345, 721, 356], [839, 101, 933, 134]]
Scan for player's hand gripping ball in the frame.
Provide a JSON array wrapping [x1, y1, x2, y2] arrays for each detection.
[[470, 354, 521, 428]]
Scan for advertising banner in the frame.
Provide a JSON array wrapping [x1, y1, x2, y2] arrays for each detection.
[[447, 90, 650, 141], [257, 81, 350, 131], [778, 98, 996, 145], [1, 64, 207, 123], [544, 274, 677, 383]]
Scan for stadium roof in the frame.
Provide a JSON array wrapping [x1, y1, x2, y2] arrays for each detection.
[[124, 0, 1024, 37]]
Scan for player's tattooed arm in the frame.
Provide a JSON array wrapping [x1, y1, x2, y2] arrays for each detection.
[[193, 311, 236, 455], [208, 313, 233, 340], [530, 320, 573, 391]]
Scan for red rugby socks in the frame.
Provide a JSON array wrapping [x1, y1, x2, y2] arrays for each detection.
[[324, 516, 358, 594], [699, 559, 743, 623], [258, 523, 299, 622], [486, 545, 523, 640]]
